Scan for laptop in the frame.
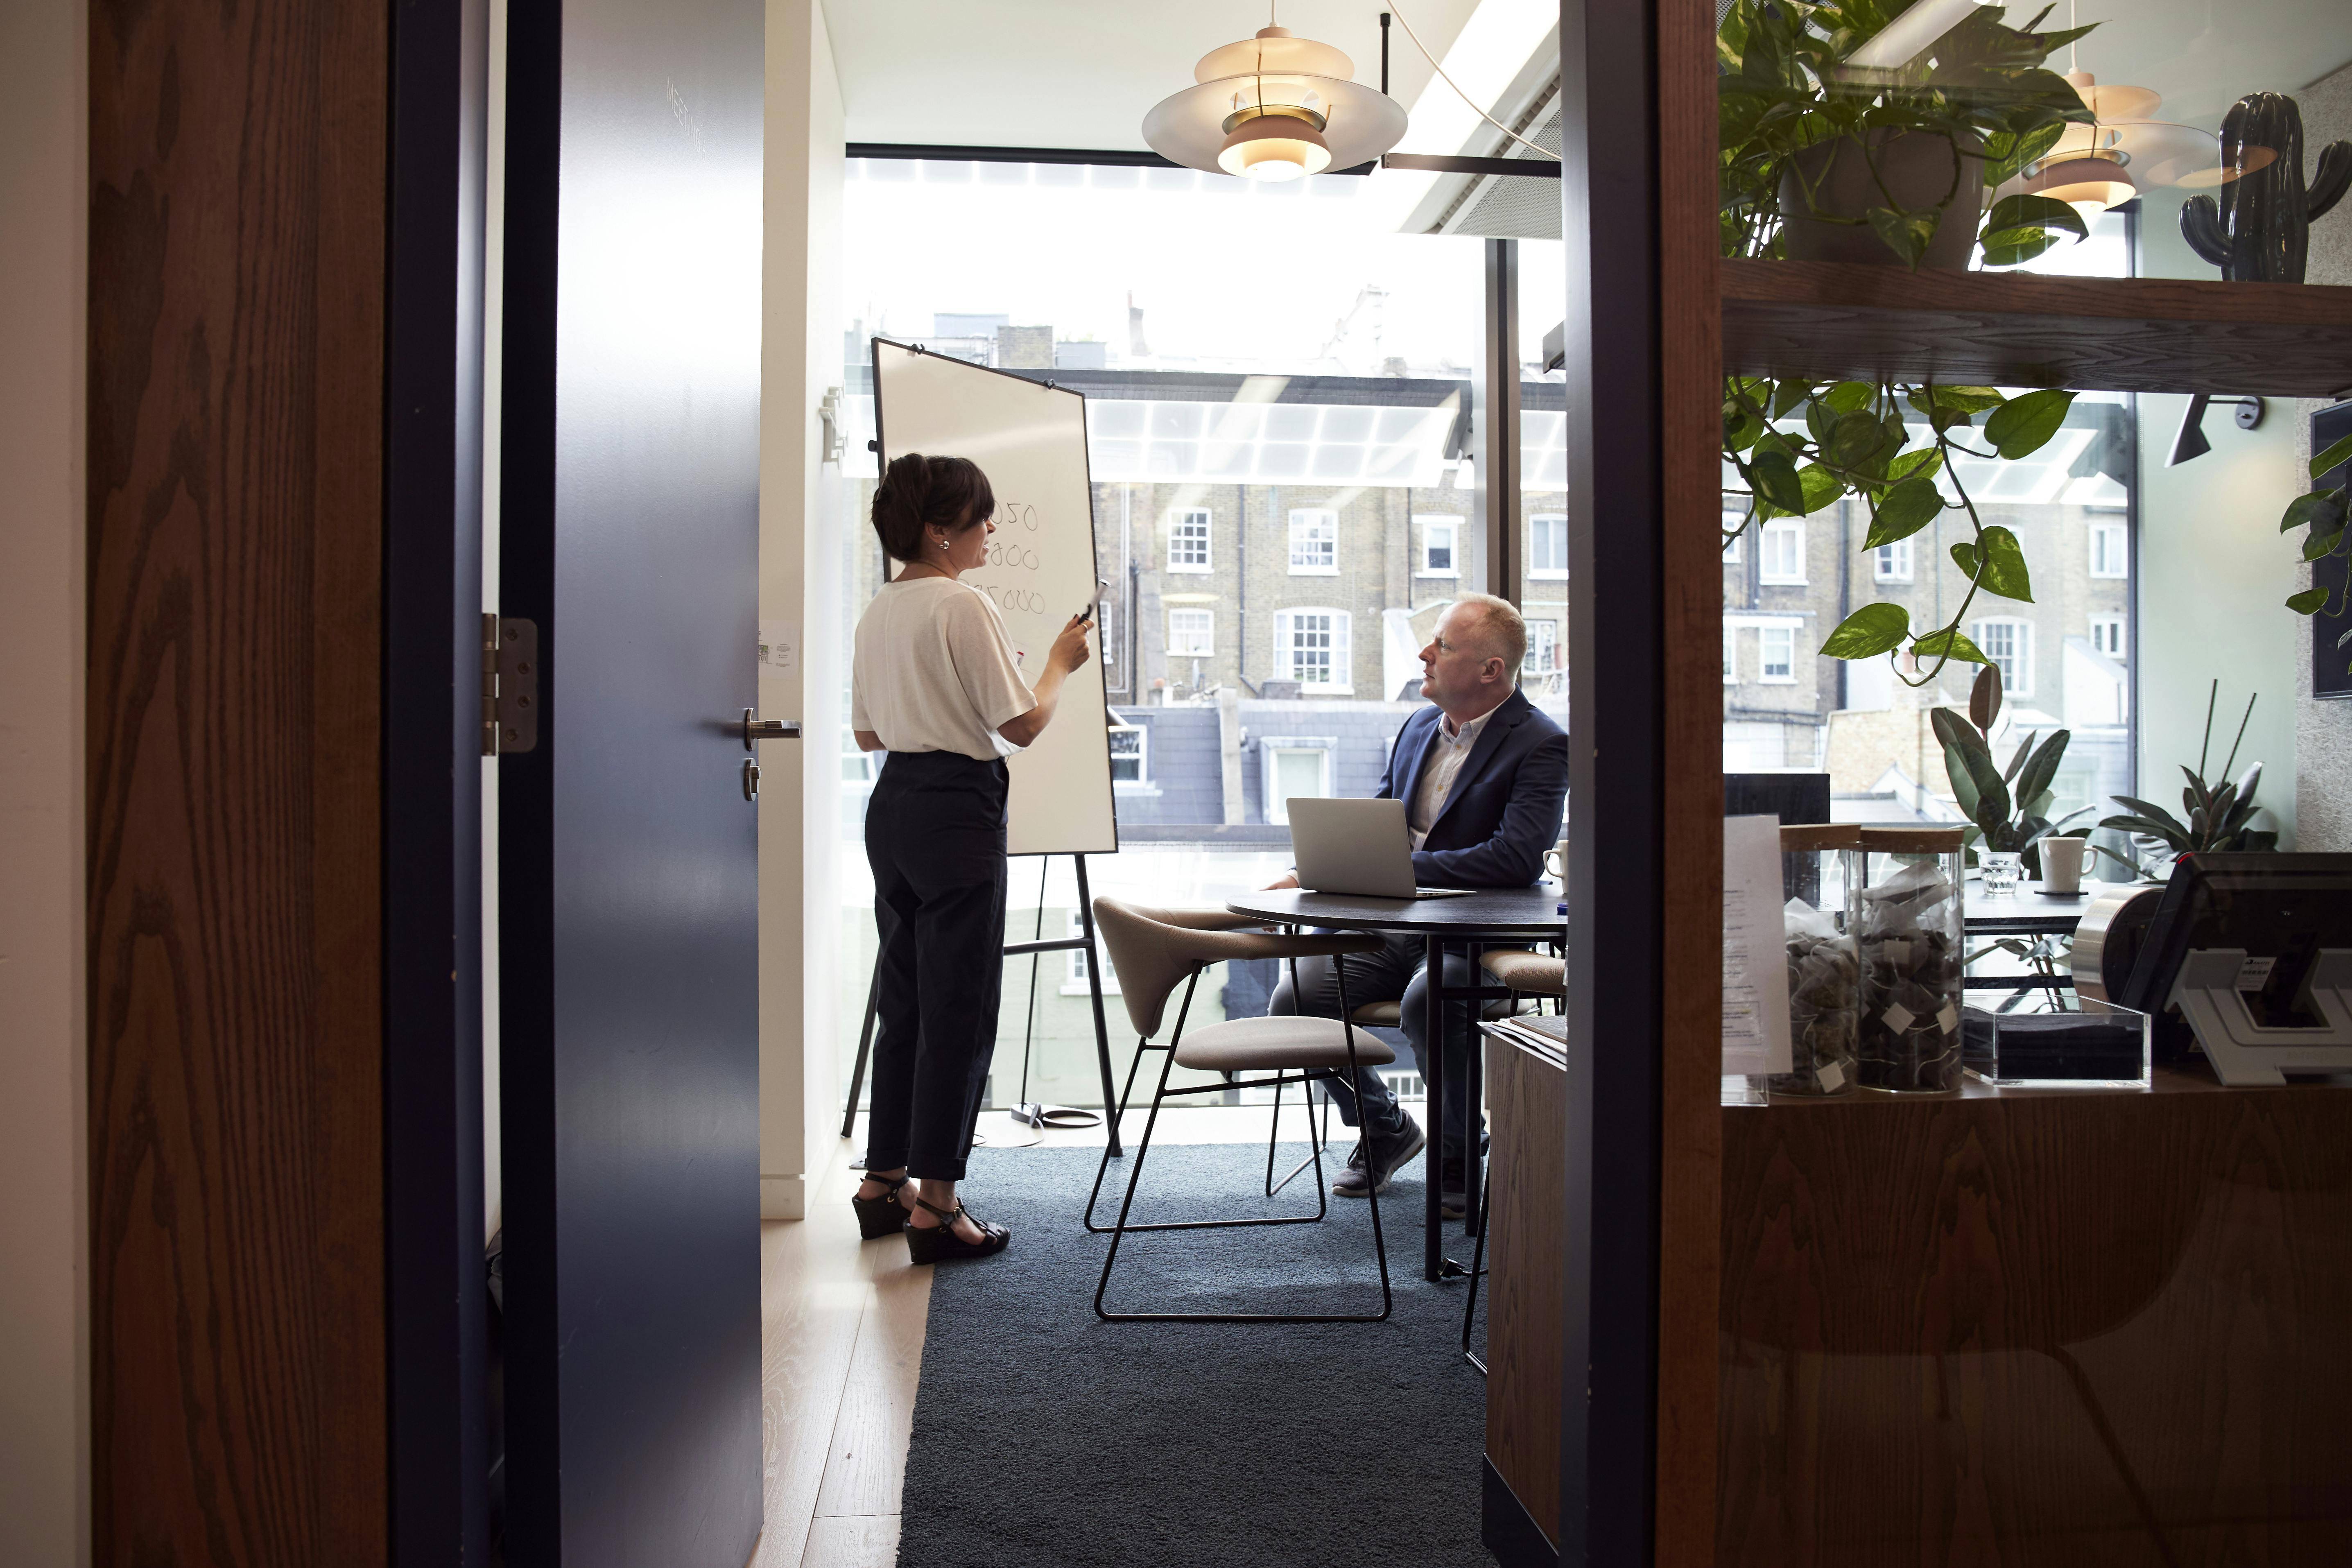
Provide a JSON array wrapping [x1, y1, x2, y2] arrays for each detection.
[[1287, 798, 1474, 900]]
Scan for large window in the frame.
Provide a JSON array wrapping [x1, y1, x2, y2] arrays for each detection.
[[1973, 617, 2033, 698], [838, 154, 1486, 1113], [1529, 513, 1567, 578], [1420, 515, 1461, 577], [1275, 608, 1351, 692], [1759, 625, 1797, 683], [1167, 606, 1214, 656], [1759, 519, 1805, 584], [1288, 509, 1338, 574], [1524, 619, 1559, 674], [2089, 519, 2128, 577], [1169, 509, 1212, 572]]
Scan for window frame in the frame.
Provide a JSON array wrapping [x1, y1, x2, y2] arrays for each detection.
[[1758, 518, 1806, 585], [1063, 910, 1122, 996], [1107, 720, 1148, 785], [2088, 518, 2128, 579], [1721, 623, 1738, 685], [1719, 498, 1743, 563], [1258, 739, 1336, 826], [1418, 515, 1462, 578], [1273, 606, 1352, 695], [1528, 512, 1569, 579], [1523, 619, 1560, 674], [1166, 606, 1214, 658], [1873, 537, 1913, 582], [1287, 508, 1339, 576], [1972, 615, 2034, 697], [1167, 507, 1213, 574], [2090, 615, 2126, 659], [1757, 624, 1797, 684]]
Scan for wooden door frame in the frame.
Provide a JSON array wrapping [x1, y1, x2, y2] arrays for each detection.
[[88, 0, 490, 1559], [1554, 0, 1721, 1560]]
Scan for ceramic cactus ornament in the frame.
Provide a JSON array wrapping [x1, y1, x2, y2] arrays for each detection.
[[2180, 92, 2351, 283]]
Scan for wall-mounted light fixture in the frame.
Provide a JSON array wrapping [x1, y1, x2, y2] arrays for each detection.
[[2167, 393, 2266, 466]]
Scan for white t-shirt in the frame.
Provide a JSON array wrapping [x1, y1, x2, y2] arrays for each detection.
[[850, 575, 1038, 761]]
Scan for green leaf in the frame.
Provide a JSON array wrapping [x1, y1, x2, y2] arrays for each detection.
[[1974, 525, 2035, 601], [1825, 410, 1886, 468], [1951, 539, 1979, 577], [1821, 380, 1877, 414], [1750, 449, 1805, 514], [1864, 477, 1944, 548], [2014, 729, 2072, 812], [1983, 193, 2089, 243], [1970, 662, 2002, 734], [2282, 491, 2346, 533], [1984, 388, 2076, 459], [1867, 206, 1937, 267], [1934, 387, 2007, 413], [2303, 528, 2346, 563], [2288, 586, 2330, 615], [1913, 627, 1989, 664], [1980, 227, 2067, 268], [2312, 430, 2352, 482], [1889, 447, 1943, 484], [1821, 602, 1911, 660], [1772, 380, 1814, 419], [1795, 463, 1847, 514]]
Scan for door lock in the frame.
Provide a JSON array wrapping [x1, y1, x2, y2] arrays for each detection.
[[741, 708, 801, 750], [742, 756, 760, 801]]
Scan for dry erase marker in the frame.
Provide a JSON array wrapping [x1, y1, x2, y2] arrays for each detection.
[[1077, 577, 1108, 621]]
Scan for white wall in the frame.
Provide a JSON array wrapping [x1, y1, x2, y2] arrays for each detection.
[[758, 0, 846, 1219], [2135, 194, 2304, 844], [0, 2, 91, 1563]]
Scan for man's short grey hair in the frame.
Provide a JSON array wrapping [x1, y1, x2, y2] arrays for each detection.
[[1446, 593, 1527, 682]]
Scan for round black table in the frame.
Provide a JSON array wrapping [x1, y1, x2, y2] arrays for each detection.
[[1224, 885, 1565, 1282]]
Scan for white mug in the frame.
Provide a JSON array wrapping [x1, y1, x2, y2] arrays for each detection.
[[2040, 835, 2089, 894], [1545, 842, 1568, 880]]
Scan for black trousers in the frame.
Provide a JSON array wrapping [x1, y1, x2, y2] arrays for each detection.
[[1267, 933, 1495, 1163], [864, 749, 1010, 1181]]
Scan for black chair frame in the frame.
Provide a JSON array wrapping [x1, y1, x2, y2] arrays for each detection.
[[1092, 958, 1393, 1324]]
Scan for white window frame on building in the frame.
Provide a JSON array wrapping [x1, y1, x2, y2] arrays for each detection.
[[1524, 619, 1559, 674], [1063, 910, 1121, 997], [1257, 736, 1337, 826], [1287, 509, 1339, 575], [2090, 616, 2126, 658], [1166, 606, 1214, 657], [1418, 515, 1462, 578], [1168, 507, 1212, 574], [1720, 496, 1744, 562], [1108, 717, 1147, 785], [1759, 518, 1806, 585], [1758, 624, 1797, 683], [1722, 623, 1738, 684], [2088, 518, 2128, 578], [1273, 607, 1351, 694], [1973, 616, 2033, 697], [1874, 538, 1913, 582], [1529, 513, 1568, 579]]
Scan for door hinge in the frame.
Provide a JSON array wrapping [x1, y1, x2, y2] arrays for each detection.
[[482, 613, 540, 756]]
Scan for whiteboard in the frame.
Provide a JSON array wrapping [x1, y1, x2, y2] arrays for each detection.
[[871, 338, 1117, 856]]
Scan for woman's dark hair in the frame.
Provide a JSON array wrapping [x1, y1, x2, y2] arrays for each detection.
[[871, 453, 994, 563]]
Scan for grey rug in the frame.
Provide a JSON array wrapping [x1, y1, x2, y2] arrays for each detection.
[[897, 1142, 1490, 1568]]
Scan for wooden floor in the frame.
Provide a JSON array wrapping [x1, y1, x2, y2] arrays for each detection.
[[753, 1104, 1310, 1568]]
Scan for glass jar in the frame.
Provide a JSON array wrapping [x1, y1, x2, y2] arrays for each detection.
[[1854, 826, 1968, 1093], [1773, 824, 1861, 1097]]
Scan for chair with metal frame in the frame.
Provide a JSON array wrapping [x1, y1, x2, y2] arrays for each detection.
[[1087, 897, 1399, 1324]]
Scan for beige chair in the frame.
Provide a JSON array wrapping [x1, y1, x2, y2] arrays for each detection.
[[1086, 897, 1399, 1324], [1481, 947, 1565, 1010]]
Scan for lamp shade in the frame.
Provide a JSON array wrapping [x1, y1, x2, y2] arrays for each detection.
[[2019, 154, 2137, 219], [1143, 25, 1406, 179]]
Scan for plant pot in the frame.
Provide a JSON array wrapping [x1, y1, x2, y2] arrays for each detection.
[[1778, 130, 1985, 269]]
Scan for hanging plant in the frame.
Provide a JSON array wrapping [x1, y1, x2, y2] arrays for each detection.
[[2282, 429, 2352, 618], [1718, 0, 2101, 683]]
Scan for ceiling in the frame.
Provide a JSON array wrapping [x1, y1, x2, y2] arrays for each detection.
[[825, 0, 1488, 151]]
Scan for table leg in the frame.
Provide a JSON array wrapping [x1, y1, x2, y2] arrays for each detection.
[[1424, 934, 1445, 1282], [1463, 980, 1483, 1239]]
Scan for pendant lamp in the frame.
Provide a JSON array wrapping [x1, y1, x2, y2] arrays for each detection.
[[1995, 71, 2274, 219], [1143, 20, 1407, 182]]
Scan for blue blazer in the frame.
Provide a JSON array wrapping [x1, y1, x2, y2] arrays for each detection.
[[1377, 687, 1568, 888]]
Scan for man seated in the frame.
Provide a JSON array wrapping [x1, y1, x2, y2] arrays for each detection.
[[1265, 593, 1567, 1218]]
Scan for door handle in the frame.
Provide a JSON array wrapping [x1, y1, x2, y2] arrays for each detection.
[[740, 708, 801, 749]]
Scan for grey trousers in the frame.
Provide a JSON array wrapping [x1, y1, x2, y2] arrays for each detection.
[[1265, 932, 1497, 1162]]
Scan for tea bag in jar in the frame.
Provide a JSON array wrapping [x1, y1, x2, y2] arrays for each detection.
[[1772, 824, 1861, 1097], [1854, 827, 1968, 1093]]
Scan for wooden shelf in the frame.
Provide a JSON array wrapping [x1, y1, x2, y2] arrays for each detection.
[[1723, 258, 2352, 399]]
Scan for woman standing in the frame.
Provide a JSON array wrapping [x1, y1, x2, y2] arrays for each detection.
[[848, 452, 1092, 1263]]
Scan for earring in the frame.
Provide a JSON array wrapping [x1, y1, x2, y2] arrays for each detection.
[[934, 535, 948, 551]]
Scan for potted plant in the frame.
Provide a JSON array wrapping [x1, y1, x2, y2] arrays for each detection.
[[1718, 2, 2110, 685], [1930, 665, 2088, 886], [2101, 681, 2277, 874]]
